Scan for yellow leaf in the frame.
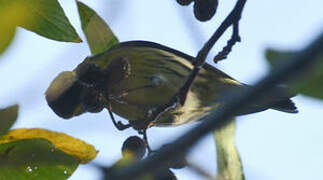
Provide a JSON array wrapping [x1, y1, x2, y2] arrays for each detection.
[[0, 128, 98, 164]]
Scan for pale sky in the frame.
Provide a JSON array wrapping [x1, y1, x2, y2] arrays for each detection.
[[0, 0, 322, 179]]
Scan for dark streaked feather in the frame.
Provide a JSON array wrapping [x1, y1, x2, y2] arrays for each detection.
[[271, 99, 298, 113]]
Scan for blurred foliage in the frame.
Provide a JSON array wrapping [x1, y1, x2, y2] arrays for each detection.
[[214, 118, 245, 180], [0, 105, 19, 136], [0, 0, 81, 55], [0, 128, 97, 164], [0, 139, 78, 180], [77, 1, 119, 55], [266, 49, 323, 100]]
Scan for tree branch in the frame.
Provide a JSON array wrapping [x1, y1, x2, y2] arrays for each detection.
[[110, 31, 323, 179], [186, 161, 216, 180]]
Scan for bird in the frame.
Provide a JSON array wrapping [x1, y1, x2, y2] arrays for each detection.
[[45, 40, 298, 132]]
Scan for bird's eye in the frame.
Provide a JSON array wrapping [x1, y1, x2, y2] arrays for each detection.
[[75, 62, 105, 88]]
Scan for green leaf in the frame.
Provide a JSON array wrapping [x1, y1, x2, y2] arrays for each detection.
[[0, 1, 23, 55], [0, 27, 16, 55], [0, 139, 79, 180], [0, 128, 98, 164], [77, 1, 119, 55], [213, 118, 245, 180], [266, 49, 323, 100], [0, 105, 19, 136], [0, 0, 82, 43]]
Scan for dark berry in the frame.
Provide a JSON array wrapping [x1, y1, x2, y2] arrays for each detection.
[[176, 0, 193, 6], [122, 136, 146, 159], [194, 0, 218, 21]]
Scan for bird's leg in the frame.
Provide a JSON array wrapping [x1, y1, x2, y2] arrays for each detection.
[[106, 102, 131, 131], [138, 128, 154, 154]]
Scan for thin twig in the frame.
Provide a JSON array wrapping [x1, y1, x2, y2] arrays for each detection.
[[213, 22, 241, 63], [194, 0, 246, 66], [110, 31, 323, 180]]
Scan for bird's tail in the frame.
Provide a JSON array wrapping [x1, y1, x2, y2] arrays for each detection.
[[268, 85, 298, 113], [235, 84, 298, 115], [270, 98, 298, 113]]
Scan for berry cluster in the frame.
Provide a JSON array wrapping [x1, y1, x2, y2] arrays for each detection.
[[176, 0, 218, 21]]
